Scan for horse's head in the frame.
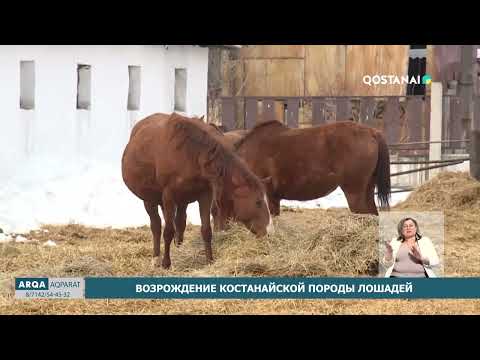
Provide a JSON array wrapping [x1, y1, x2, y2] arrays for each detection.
[[192, 124, 273, 237], [227, 171, 274, 237]]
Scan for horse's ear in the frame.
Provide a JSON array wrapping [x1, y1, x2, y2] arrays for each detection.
[[199, 115, 205, 122]]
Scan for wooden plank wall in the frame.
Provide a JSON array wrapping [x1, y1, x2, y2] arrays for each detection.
[[427, 45, 480, 95], [430, 45, 461, 88], [240, 45, 305, 59], [345, 45, 409, 96], [267, 59, 304, 96], [218, 45, 410, 128], [305, 45, 346, 96], [243, 60, 268, 96], [242, 60, 305, 97], [426, 45, 436, 96], [236, 45, 409, 97]]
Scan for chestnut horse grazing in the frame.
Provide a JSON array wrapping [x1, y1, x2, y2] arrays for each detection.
[[233, 120, 391, 216], [122, 113, 273, 269]]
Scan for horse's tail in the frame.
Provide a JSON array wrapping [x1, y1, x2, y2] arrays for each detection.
[[374, 131, 391, 210]]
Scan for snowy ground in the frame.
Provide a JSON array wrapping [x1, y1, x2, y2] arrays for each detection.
[[0, 157, 411, 237], [280, 189, 410, 210]]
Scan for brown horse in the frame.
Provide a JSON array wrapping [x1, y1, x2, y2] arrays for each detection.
[[233, 120, 391, 216], [122, 113, 273, 269]]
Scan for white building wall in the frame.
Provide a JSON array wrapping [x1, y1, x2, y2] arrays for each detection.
[[0, 45, 209, 181]]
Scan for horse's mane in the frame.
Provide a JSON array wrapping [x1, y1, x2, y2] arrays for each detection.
[[170, 114, 261, 189], [233, 120, 287, 151]]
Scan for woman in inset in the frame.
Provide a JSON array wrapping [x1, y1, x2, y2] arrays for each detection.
[[382, 217, 440, 278]]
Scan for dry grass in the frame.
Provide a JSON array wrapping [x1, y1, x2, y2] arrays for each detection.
[[393, 171, 480, 278], [1, 171, 480, 314], [396, 171, 480, 211]]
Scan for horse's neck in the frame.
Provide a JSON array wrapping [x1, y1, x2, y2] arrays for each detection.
[[200, 150, 231, 191]]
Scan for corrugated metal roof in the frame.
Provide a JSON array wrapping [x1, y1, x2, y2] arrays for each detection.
[[409, 48, 427, 59]]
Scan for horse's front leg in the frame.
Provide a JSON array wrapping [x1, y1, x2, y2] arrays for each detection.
[[211, 202, 228, 231], [144, 200, 162, 267], [210, 187, 228, 231], [174, 203, 187, 246], [161, 190, 176, 269], [198, 191, 214, 264]]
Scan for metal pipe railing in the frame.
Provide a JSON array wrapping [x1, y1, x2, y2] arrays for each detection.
[[390, 158, 470, 165], [390, 160, 465, 177], [389, 139, 470, 147]]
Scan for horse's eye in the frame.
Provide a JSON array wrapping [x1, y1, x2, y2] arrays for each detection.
[[256, 200, 262, 208]]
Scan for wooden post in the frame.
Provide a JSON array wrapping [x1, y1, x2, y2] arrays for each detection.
[[471, 128, 480, 180], [429, 82, 443, 179], [458, 45, 480, 181], [472, 91, 480, 180], [461, 45, 474, 124], [471, 47, 480, 180]]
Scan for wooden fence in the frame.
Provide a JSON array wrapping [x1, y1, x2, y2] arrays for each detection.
[[220, 95, 480, 157]]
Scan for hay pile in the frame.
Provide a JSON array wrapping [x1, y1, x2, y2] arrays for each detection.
[[396, 171, 480, 244], [191, 211, 379, 277], [395, 171, 480, 276], [396, 171, 480, 211], [0, 209, 380, 294]]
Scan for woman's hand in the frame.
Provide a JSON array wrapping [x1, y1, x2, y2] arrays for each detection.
[[384, 242, 393, 261], [410, 245, 429, 265]]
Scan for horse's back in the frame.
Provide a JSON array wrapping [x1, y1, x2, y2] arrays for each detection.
[[273, 121, 379, 169], [239, 120, 381, 194], [129, 113, 170, 140], [123, 113, 173, 167], [275, 121, 378, 152], [122, 113, 184, 200]]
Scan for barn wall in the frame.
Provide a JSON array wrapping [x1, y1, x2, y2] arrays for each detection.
[[345, 45, 409, 96], [243, 59, 268, 96], [236, 45, 410, 97], [267, 59, 304, 96], [427, 45, 480, 95], [0, 45, 209, 181], [426, 45, 437, 89], [432, 45, 462, 87], [240, 45, 305, 59], [305, 45, 346, 96]]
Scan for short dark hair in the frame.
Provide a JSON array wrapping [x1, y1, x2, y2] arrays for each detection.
[[397, 217, 422, 241]]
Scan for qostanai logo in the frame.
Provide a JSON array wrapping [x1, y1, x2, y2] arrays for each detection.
[[15, 278, 49, 290]]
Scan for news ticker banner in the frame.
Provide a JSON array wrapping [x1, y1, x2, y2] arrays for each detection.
[[13, 277, 480, 299]]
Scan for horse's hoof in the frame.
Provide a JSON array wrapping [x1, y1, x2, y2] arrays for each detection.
[[174, 238, 183, 247], [151, 257, 161, 268], [162, 259, 171, 269]]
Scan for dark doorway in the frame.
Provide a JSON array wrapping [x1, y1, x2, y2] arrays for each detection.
[[407, 45, 427, 95]]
